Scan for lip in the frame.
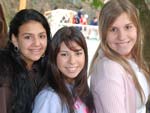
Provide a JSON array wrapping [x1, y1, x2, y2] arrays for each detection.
[[30, 49, 42, 54], [116, 41, 130, 44], [66, 67, 77, 72], [116, 41, 130, 46]]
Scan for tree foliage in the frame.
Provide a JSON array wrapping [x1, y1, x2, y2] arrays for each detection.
[[130, 0, 150, 66], [91, 0, 104, 9]]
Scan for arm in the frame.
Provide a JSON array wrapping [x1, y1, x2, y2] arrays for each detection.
[[32, 87, 63, 113], [90, 58, 133, 113], [0, 50, 14, 113], [92, 79, 126, 113], [0, 85, 11, 113]]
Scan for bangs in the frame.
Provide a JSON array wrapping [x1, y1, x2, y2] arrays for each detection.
[[64, 40, 81, 52]]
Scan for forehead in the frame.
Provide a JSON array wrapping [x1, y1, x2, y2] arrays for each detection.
[[60, 41, 82, 51], [18, 20, 45, 34], [111, 13, 132, 27]]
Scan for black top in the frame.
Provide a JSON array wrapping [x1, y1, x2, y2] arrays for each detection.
[[0, 49, 43, 113]]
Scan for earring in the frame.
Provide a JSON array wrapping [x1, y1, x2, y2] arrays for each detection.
[[14, 46, 19, 53], [41, 53, 45, 58]]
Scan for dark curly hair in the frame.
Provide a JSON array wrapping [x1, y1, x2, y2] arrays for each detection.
[[4, 9, 51, 113]]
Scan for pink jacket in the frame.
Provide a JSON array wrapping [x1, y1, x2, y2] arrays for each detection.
[[90, 56, 136, 113]]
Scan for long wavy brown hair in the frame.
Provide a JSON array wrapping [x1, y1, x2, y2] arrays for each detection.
[[90, 0, 150, 103]]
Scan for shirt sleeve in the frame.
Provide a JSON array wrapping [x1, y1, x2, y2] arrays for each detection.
[[0, 85, 11, 113], [90, 58, 127, 113], [32, 88, 62, 113]]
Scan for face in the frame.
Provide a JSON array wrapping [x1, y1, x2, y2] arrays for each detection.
[[12, 20, 47, 69], [106, 13, 137, 58], [57, 41, 85, 83]]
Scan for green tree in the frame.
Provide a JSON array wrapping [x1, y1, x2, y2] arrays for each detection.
[[126, 0, 150, 112], [130, 0, 150, 66]]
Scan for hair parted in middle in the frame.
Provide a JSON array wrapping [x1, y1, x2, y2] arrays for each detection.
[[46, 26, 95, 113]]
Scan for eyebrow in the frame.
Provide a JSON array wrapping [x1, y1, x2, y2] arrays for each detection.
[[39, 32, 47, 34], [21, 33, 32, 35], [60, 48, 83, 52], [127, 22, 133, 24], [21, 32, 46, 36]]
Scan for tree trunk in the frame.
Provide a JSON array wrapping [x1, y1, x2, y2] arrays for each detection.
[[129, 1, 150, 113], [130, 0, 150, 66]]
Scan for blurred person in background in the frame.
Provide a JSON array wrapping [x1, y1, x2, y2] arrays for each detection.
[[0, 4, 8, 48]]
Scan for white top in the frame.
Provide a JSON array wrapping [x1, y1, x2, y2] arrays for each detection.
[[32, 86, 90, 113], [90, 49, 149, 113], [128, 60, 149, 113]]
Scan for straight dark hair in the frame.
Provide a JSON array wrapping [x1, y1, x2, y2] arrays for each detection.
[[46, 26, 95, 113]]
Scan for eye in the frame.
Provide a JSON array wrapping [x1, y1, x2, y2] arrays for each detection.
[[125, 24, 133, 30], [109, 27, 118, 32], [39, 34, 46, 39], [24, 35, 32, 39], [75, 51, 83, 56], [60, 52, 68, 56]]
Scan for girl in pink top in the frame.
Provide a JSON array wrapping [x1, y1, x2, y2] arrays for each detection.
[[90, 0, 150, 113]]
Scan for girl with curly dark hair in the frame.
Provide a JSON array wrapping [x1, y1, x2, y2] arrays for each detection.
[[0, 9, 51, 113]]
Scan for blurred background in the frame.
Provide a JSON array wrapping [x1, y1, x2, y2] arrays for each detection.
[[0, 0, 150, 112], [0, 0, 149, 66]]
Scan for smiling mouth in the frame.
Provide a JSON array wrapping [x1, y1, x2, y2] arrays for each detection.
[[118, 41, 129, 43], [67, 67, 77, 72], [30, 49, 42, 54], [116, 41, 130, 45]]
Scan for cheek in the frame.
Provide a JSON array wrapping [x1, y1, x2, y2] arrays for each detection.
[[41, 40, 47, 49], [18, 43, 28, 52], [18, 39, 31, 49], [56, 55, 64, 70], [132, 32, 137, 41], [106, 35, 115, 47], [129, 27, 137, 39], [80, 55, 86, 68]]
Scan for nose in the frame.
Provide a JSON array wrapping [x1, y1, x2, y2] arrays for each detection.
[[118, 29, 126, 41], [33, 37, 40, 46], [69, 54, 76, 64]]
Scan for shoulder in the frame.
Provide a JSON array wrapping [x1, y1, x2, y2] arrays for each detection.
[[35, 87, 60, 102], [90, 57, 128, 89], [102, 57, 123, 68], [92, 57, 126, 78], [0, 49, 13, 65], [0, 49, 11, 58], [33, 86, 61, 106], [33, 86, 62, 113], [0, 49, 14, 84]]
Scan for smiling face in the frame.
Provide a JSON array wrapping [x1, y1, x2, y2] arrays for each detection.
[[56, 41, 85, 83], [12, 20, 47, 69], [106, 13, 137, 58]]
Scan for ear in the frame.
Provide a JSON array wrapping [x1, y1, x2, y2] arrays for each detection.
[[11, 34, 18, 47]]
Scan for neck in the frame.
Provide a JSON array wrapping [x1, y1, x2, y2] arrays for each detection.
[[26, 63, 33, 70]]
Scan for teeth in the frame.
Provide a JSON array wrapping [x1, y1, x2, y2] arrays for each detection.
[[67, 67, 76, 72], [32, 50, 40, 52], [31, 49, 40, 51], [117, 41, 130, 45], [31, 50, 41, 55]]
